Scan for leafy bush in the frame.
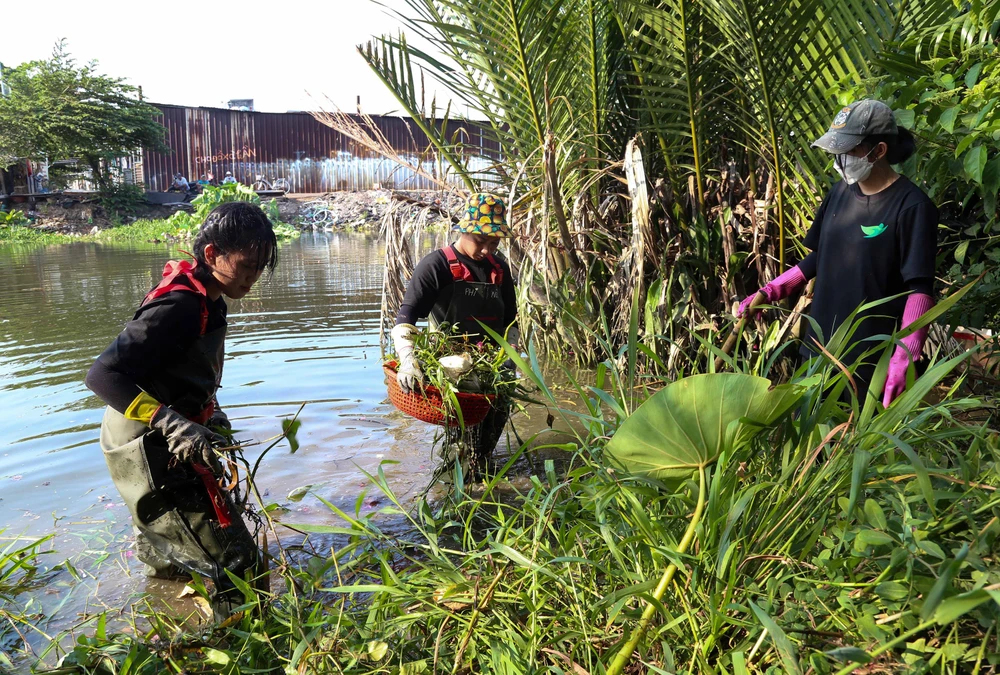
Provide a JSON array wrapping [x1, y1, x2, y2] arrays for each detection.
[[165, 184, 298, 241], [98, 182, 145, 219], [0, 209, 31, 227]]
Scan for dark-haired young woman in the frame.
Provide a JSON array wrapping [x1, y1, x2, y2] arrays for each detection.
[[739, 99, 938, 405], [86, 202, 277, 611]]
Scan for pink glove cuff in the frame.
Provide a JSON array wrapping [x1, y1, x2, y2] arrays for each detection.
[[738, 265, 807, 317], [898, 292, 935, 360], [762, 265, 807, 303]]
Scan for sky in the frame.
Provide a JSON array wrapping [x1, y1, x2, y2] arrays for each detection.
[[1, 0, 454, 115]]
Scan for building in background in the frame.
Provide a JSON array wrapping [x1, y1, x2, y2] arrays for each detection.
[[141, 104, 500, 193]]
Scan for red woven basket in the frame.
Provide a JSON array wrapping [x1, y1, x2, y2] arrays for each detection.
[[383, 361, 495, 427]]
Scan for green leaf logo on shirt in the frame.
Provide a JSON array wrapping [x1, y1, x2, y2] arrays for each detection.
[[861, 222, 887, 238]]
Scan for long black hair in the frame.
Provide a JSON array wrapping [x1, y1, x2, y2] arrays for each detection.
[[192, 202, 278, 274], [861, 126, 917, 165]]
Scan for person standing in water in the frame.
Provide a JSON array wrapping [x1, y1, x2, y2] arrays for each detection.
[[85, 202, 277, 613], [392, 193, 519, 468], [738, 99, 938, 405]]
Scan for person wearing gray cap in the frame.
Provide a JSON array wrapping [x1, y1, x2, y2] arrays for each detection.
[[738, 99, 938, 407]]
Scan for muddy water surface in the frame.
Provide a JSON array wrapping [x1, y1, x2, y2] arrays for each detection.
[[1, 231, 549, 660]]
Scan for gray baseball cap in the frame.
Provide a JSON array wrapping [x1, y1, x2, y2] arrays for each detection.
[[812, 99, 898, 154]]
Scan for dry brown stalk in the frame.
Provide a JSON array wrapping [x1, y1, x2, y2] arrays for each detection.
[[311, 101, 452, 191]]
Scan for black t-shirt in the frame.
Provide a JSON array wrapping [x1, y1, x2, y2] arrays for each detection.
[[86, 291, 227, 414], [396, 245, 517, 329], [802, 176, 937, 362]]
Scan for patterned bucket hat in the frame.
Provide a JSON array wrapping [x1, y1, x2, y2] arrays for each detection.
[[454, 193, 511, 237]]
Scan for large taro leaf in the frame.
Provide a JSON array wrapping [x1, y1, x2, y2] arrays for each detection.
[[606, 373, 804, 480]]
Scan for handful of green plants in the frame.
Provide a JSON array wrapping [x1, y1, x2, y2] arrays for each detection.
[[392, 324, 519, 399]]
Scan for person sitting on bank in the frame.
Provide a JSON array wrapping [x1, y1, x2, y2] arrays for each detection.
[[169, 173, 190, 192], [391, 193, 518, 469], [222, 171, 237, 185], [85, 202, 277, 614]]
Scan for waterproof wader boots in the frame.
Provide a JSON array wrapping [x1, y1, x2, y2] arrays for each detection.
[[100, 406, 263, 607]]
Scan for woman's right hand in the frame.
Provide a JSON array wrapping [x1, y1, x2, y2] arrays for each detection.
[[737, 291, 767, 318], [397, 359, 424, 394], [737, 266, 808, 318]]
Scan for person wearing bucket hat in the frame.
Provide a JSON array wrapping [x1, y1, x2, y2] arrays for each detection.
[[737, 99, 938, 407], [391, 193, 519, 466]]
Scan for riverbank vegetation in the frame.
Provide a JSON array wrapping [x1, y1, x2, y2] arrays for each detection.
[[5, 301, 998, 673], [0, 185, 299, 246]]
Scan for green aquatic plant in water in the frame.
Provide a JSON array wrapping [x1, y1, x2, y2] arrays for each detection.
[[164, 183, 297, 240], [0, 533, 53, 670]]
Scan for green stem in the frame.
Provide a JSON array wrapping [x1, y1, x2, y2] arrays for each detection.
[[679, 0, 705, 219], [606, 465, 707, 675]]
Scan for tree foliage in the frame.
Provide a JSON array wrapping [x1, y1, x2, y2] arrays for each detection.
[[0, 41, 166, 189], [359, 0, 1000, 365]]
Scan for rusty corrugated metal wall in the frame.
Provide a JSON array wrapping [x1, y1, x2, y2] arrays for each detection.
[[142, 104, 500, 193]]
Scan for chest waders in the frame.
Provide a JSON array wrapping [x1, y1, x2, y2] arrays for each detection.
[[432, 246, 512, 469], [99, 261, 262, 610]]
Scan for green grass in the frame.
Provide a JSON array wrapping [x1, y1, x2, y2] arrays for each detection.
[[93, 218, 186, 243], [0, 225, 77, 244], [1, 216, 300, 249], [0, 533, 54, 671]]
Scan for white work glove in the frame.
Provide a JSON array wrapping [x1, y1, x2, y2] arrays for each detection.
[[391, 323, 424, 394]]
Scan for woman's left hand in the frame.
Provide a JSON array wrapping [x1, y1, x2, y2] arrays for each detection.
[[882, 347, 913, 407]]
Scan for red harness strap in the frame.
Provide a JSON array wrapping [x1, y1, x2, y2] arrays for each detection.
[[143, 260, 229, 525], [141, 260, 214, 424], [142, 259, 210, 337], [442, 246, 504, 285]]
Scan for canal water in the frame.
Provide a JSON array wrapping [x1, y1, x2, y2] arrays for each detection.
[[1, 231, 558, 662]]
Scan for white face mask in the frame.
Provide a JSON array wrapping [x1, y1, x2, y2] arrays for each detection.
[[834, 147, 877, 184]]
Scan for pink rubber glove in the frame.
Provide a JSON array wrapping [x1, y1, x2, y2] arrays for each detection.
[[738, 265, 807, 317], [882, 293, 935, 407]]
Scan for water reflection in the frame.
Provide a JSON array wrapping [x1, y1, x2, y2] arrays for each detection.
[[0, 232, 444, 535]]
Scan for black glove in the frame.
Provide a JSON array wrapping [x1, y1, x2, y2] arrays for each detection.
[[208, 406, 231, 430], [150, 407, 226, 474]]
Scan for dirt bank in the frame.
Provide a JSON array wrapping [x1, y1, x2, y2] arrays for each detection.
[[15, 190, 464, 235]]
